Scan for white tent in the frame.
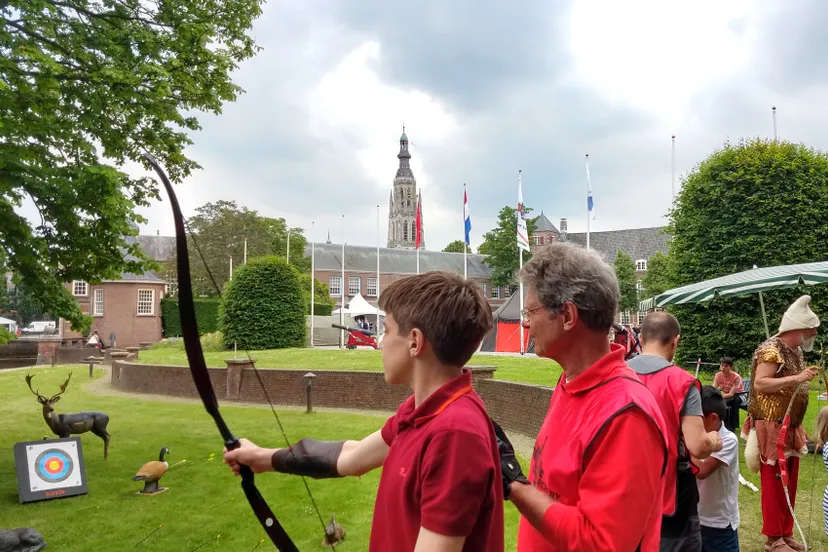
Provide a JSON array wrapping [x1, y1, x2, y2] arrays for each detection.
[[0, 316, 18, 333], [333, 293, 385, 316]]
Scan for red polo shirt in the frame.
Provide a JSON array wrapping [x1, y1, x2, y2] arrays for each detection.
[[370, 369, 504, 552], [517, 345, 668, 552]]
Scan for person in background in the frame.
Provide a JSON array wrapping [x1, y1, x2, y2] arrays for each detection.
[[815, 406, 828, 537], [713, 357, 744, 432], [693, 386, 740, 552], [86, 330, 102, 350], [627, 312, 723, 552]]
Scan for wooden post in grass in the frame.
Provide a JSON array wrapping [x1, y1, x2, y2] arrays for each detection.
[[304, 372, 317, 413]]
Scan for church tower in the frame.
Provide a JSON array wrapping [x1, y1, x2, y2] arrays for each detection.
[[387, 126, 423, 249]]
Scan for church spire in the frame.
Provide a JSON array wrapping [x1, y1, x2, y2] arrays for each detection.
[[396, 124, 412, 177]]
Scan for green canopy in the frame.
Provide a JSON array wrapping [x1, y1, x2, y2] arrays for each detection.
[[639, 260, 828, 311]]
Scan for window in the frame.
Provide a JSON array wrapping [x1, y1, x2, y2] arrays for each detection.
[[348, 276, 361, 296], [93, 289, 104, 316], [367, 277, 378, 297], [403, 221, 409, 241], [636, 279, 644, 293], [533, 235, 542, 246], [638, 312, 648, 324], [635, 259, 648, 271], [620, 311, 630, 325], [492, 287, 500, 299], [329, 276, 342, 296], [72, 280, 88, 296], [166, 279, 179, 297], [481, 282, 487, 297], [137, 289, 155, 315]]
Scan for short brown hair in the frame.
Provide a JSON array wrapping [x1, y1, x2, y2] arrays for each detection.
[[639, 311, 681, 346], [378, 271, 493, 366]]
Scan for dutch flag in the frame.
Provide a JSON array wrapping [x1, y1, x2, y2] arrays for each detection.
[[464, 187, 471, 246]]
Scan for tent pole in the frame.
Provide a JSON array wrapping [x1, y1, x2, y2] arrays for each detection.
[[758, 291, 770, 339]]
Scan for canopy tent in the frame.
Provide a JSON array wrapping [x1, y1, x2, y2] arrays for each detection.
[[639, 260, 828, 336], [0, 316, 17, 333], [479, 292, 533, 353], [332, 293, 385, 317]]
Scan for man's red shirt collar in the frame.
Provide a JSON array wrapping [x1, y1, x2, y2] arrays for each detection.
[[558, 343, 628, 395], [398, 368, 474, 429]]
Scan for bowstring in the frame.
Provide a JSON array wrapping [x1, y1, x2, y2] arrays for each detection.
[[806, 341, 826, 545], [185, 226, 334, 548]]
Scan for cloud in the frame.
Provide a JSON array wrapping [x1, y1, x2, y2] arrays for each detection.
[[40, 0, 828, 253]]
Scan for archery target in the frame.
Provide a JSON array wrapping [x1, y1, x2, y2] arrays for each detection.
[[14, 438, 87, 502]]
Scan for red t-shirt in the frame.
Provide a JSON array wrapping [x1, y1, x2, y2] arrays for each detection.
[[713, 371, 743, 395], [370, 369, 504, 551], [517, 345, 668, 552]]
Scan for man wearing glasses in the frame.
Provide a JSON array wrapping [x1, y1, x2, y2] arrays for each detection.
[[496, 243, 669, 551]]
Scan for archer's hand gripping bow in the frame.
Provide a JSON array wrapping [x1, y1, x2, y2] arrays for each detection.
[[144, 152, 330, 551]]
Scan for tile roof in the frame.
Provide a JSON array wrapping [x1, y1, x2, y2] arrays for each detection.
[[563, 227, 670, 262], [533, 212, 559, 233], [305, 242, 491, 278], [134, 235, 177, 263]]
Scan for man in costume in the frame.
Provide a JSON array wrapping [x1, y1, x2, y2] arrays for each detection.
[[223, 272, 505, 552], [742, 295, 819, 552], [628, 312, 723, 552], [496, 243, 669, 551]]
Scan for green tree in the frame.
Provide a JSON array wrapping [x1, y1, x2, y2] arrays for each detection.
[[1, 0, 263, 331], [666, 138, 828, 363], [218, 256, 306, 350], [614, 251, 638, 313], [479, 206, 537, 287], [263, 217, 311, 273], [0, 327, 13, 346], [642, 251, 672, 298], [442, 240, 472, 254], [297, 273, 335, 316], [1, 282, 50, 326]]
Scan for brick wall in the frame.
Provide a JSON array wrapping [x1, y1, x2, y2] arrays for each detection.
[[112, 361, 553, 437], [63, 282, 165, 348]]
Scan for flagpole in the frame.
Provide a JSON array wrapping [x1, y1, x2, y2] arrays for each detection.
[[671, 135, 676, 200], [585, 155, 591, 250], [243, 236, 247, 264], [463, 183, 470, 280], [339, 215, 345, 349], [415, 191, 422, 274], [310, 221, 315, 349], [376, 204, 380, 299], [518, 170, 526, 355], [229, 256, 233, 280], [772, 106, 777, 141], [286, 227, 291, 264]]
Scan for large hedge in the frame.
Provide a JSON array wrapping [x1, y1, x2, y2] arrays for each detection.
[[666, 138, 828, 365], [218, 256, 306, 350], [161, 298, 220, 337]]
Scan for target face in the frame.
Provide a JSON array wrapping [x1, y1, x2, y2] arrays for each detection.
[[35, 449, 74, 483], [14, 438, 87, 502]]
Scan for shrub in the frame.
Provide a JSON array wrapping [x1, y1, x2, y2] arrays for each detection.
[[200, 331, 225, 352], [297, 273, 335, 316], [161, 298, 220, 337], [0, 327, 14, 346], [218, 256, 306, 350]]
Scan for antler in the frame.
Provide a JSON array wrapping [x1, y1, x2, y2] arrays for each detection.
[[50, 372, 73, 401], [24, 374, 45, 400]]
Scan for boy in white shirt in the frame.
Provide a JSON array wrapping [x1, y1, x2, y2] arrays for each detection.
[[693, 385, 740, 552]]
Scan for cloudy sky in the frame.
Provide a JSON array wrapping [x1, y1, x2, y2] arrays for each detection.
[[128, 0, 828, 252]]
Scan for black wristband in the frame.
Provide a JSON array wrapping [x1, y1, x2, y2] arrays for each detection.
[[271, 438, 346, 479]]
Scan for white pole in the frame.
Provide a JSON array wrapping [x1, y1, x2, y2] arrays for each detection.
[[229, 256, 233, 280], [671, 135, 676, 200], [585, 154, 591, 250], [417, 247, 420, 275], [519, 248, 525, 355], [772, 106, 777, 141], [243, 236, 247, 264], [340, 215, 345, 349], [310, 221, 315, 349], [376, 204, 381, 298], [464, 248, 467, 280], [286, 228, 291, 264]]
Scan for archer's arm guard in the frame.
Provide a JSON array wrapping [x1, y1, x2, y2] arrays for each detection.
[[271, 438, 346, 479]]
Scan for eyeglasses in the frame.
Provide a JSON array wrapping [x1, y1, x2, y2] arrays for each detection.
[[519, 306, 546, 322]]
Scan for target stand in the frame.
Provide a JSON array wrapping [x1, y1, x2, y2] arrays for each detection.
[[13, 437, 88, 504]]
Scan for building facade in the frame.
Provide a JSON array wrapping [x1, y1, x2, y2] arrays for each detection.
[[387, 127, 424, 249]]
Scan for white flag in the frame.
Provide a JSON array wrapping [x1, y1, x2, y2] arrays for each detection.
[[517, 170, 530, 252]]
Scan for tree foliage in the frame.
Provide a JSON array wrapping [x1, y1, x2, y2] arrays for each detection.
[[0, 326, 12, 346], [665, 138, 828, 364], [614, 251, 638, 313], [160, 297, 220, 337], [442, 240, 472, 254], [642, 251, 671, 298], [0, 281, 51, 326], [218, 256, 306, 350], [1, 0, 263, 331], [479, 206, 537, 287], [297, 273, 334, 316], [163, 201, 309, 297]]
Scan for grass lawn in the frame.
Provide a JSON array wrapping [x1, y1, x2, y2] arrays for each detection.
[[0, 367, 525, 551], [136, 345, 828, 551]]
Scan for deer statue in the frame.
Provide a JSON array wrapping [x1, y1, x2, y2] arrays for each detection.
[[25, 373, 111, 460]]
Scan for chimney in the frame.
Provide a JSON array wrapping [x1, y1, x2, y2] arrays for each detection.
[[157, 230, 160, 236], [560, 218, 568, 232]]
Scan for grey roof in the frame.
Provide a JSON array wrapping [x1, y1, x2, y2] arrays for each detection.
[[135, 235, 177, 262], [103, 272, 168, 284], [563, 227, 670, 262], [305, 243, 491, 278], [533, 212, 559, 233]]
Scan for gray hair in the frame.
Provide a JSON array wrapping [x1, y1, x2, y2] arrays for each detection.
[[518, 242, 620, 332]]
